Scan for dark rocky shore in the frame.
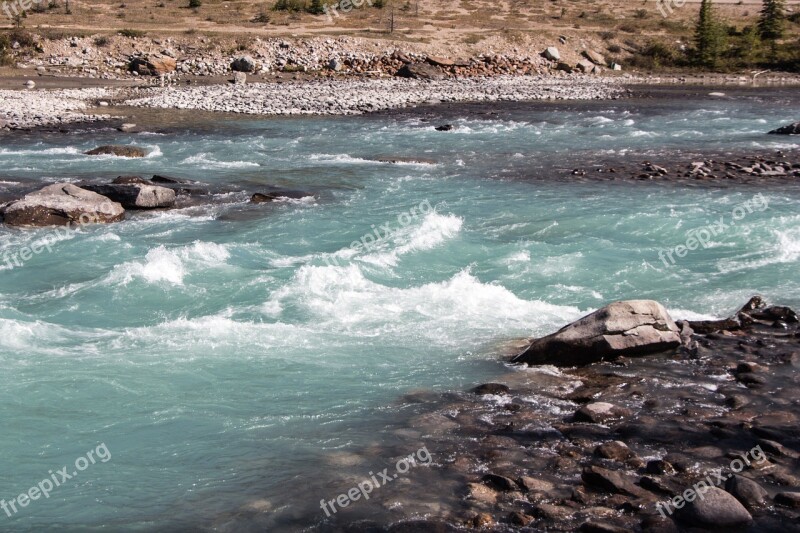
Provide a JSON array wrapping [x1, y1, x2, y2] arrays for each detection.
[[219, 297, 800, 532]]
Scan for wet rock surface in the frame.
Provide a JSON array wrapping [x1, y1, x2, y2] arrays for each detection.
[[220, 297, 800, 532], [513, 300, 682, 367], [1, 183, 125, 226]]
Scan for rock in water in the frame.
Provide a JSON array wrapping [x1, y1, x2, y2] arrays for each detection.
[[251, 190, 312, 203], [129, 55, 177, 76], [231, 56, 257, 73], [725, 475, 768, 509], [82, 183, 176, 209], [2, 184, 125, 227], [768, 122, 800, 135], [512, 300, 681, 366], [395, 62, 445, 80], [676, 487, 752, 527], [84, 145, 147, 158]]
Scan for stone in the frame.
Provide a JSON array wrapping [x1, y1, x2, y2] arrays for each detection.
[[575, 402, 631, 423], [645, 459, 675, 475], [594, 441, 635, 462], [250, 190, 313, 203], [676, 487, 752, 528], [768, 121, 800, 135], [577, 60, 596, 73], [233, 72, 247, 85], [25, 80, 35, 89], [84, 145, 147, 158], [517, 476, 554, 493], [129, 55, 176, 76], [472, 383, 509, 395], [611, 63, 622, 71], [579, 522, 627, 533], [482, 473, 518, 492], [507, 511, 533, 526], [513, 300, 681, 366], [231, 55, 257, 72], [775, 492, 800, 508], [328, 58, 342, 71], [583, 50, 607, 66], [471, 513, 493, 527], [542, 47, 560, 61], [117, 123, 137, 132], [466, 482, 497, 504], [725, 475, 768, 509], [581, 465, 649, 498], [435, 124, 454, 131], [395, 62, 445, 80], [2, 184, 125, 227], [81, 183, 176, 209], [425, 56, 456, 67]]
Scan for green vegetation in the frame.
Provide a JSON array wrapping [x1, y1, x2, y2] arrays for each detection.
[[759, 0, 786, 41], [694, 0, 725, 68], [118, 29, 146, 37]]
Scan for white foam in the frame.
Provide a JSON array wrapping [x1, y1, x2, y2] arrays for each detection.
[[107, 241, 229, 286], [263, 265, 582, 345], [181, 153, 260, 169]]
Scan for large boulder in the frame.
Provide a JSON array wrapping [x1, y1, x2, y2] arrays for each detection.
[[768, 121, 800, 135], [512, 300, 681, 366], [81, 182, 176, 209], [2, 184, 125, 227], [231, 55, 257, 73], [129, 55, 177, 76], [84, 145, 147, 158], [395, 62, 445, 80]]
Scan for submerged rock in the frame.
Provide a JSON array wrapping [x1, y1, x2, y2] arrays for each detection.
[[2, 183, 124, 227], [82, 182, 176, 209], [84, 145, 147, 158], [513, 300, 681, 366], [768, 122, 800, 135], [251, 190, 313, 203]]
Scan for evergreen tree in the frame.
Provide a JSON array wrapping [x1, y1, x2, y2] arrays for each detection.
[[758, 0, 785, 41], [308, 0, 325, 14], [694, 0, 724, 68]]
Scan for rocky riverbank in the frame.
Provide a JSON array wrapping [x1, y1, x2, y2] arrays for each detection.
[[222, 297, 799, 532], [0, 87, 112, 130], [123, 75, 625, 116], [0, 75, 625, 130]]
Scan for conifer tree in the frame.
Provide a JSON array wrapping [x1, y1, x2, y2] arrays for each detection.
[[694, 0, 724, 68]]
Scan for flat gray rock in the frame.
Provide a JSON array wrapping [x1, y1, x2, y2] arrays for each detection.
[[513, 300, 681, 366], [2, 183, 125, 227]]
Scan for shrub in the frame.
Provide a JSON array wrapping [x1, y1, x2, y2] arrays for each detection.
[[188, 0, 201, 7], [118, 29, 146, 38], [273, 0, 306, 11], [94, 36, 110, 46]]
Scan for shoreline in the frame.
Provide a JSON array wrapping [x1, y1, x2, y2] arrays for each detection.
[[3, 72, 800, 132]]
